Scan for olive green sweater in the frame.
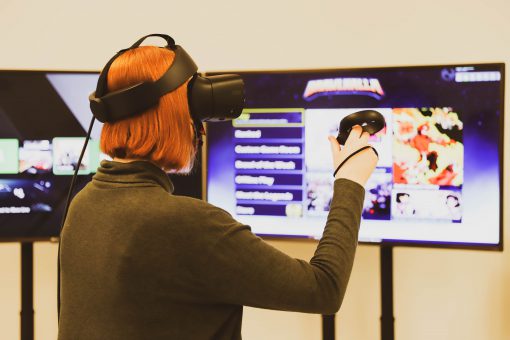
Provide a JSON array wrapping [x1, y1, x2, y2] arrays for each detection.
[[58, 160, 365, 340]]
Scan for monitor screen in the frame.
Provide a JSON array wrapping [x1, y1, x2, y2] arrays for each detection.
[[206, 64, 504, 249], [0, 71, 101, 241], [0, 71, 202, 241]]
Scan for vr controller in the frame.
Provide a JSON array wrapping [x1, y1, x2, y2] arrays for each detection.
[[332, 110, 385, 178], [336, 110, 386, 145]]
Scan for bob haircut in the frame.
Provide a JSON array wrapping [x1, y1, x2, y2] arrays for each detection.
[[100, 46, 196, 172]]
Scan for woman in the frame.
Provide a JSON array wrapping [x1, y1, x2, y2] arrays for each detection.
[[58, 44, 378, 340]]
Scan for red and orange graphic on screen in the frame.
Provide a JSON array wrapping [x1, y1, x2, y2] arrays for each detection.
[[392, 108, 464, 187]]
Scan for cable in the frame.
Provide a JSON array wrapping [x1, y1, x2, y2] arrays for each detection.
[[57, 116, 96, 322]]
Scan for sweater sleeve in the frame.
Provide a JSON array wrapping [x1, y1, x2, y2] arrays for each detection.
[[196, 178, 365, 314]]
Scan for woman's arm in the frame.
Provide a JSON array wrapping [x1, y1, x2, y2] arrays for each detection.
[[197, 178, 364, 314], [195, 126, 377, 314]]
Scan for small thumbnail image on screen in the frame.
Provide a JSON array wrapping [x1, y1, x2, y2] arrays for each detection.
[[19, 140, 52, 174], [305, 172, 333, 216], [0, 178, 55, 214], [0, 139, 19, 174], [53, 138, 90, 175], [392, 108, 463, 187], [391, 187, 462, 222], [363, 169, 392, 220]]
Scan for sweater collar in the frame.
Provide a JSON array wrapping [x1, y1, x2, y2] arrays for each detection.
[[93, 160, 174, 193]]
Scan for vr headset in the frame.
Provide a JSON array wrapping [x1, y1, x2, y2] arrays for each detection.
[[89, 33, 245, 140]]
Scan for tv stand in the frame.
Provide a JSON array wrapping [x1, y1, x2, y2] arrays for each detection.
[[322, 245, 395, 340], [21, 242, 34, 340], [380, 245, 395, 340], [322, 314, 335, 340]]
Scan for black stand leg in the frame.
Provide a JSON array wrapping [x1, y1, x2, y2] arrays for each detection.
[[380, 245, 395, 340], [21, 242, 34, 340], [322, 314, 335, 340]]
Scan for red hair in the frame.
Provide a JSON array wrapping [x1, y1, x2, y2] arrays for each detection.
[[100, 46, 196, 172]]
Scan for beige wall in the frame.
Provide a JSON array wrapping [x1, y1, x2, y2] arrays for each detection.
[[0, 0, 509, 339]]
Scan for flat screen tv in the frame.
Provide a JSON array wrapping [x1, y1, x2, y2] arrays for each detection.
[[206, 64, 504, 250], [0, 70, 201, 242]]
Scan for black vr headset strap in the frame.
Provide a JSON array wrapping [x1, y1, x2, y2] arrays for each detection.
[[126, 34, 198, 95], [129, 33, 176, 49], [89, 47, 132, 122], [90, 37, 198, 123], [95, 34, 175, 98], [153, 46, 198, 95], [94, 48, 129, 98]]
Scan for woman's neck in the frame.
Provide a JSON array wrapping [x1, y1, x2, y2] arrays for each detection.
[[112, 157, 143, 164], [112, 157, 169, 173]]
